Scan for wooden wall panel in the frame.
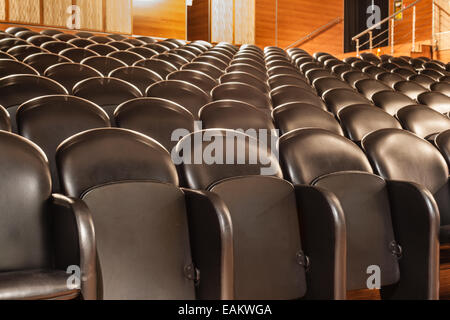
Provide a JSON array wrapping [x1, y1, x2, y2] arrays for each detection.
[[76, 0, 103, 31], [106, 0, 132, 34], [235, 0, 255, 44], [133, 0, 186, 39], [211, 0, 233, 43], [43, 0, 72, 27], [255, 0, 276, 48], [187, 0, 209, 41], [9, 0, 40, 24], [0, 0, 5, 21]]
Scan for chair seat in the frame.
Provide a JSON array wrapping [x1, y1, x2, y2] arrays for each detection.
[[441, 225, 450, 244], [0, 269, 80, 300]]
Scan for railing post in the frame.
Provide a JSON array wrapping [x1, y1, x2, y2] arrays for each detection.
[[412, 5, 416, 52], [356, 38, 360, 57], [369, 31, 373, 52], [390, 18, 395, 55], [432, 0, 436, 57]]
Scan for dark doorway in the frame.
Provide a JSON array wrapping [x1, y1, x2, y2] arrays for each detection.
[[344, 0, 390, 53]]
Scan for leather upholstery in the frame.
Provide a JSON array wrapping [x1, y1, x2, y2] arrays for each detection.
[[397, 105, 450, 139], [146, 80, 210, 119], [417, 92, 450, 113], [107, 50, 144, 66], [323, 88, 372, 114], [0, 105, 11, 132], [73, 77, 142, 117], [170, 70, 217, 94], [355, 79, 392, 100], [175, 129, 282, 190], [85, 44, 117, 56], [394, 81, 428, 100], [59, 47, 99, 63], [313, 77, 352, 97], [279, 128, 373, 185], [226, 64, 267, 80], [273, 102, 344, 136], [431, 82, 450, 98], [114, 97, 195, 151], [338, 104, 402, 142], [57, 128, 178, 197], [44, 62, 103, 94], [134, 59, 178, 78], [372, 90, 416, 115], [109, 66, 162, 94], [80, 56, 126, 76], [408, 74, 435, 90], [221, 72, 269, 94], [376, 72, 405, 88], [213, 82, 272, 111], [271, 85, 327, 110], [0, 59, 39, 78], [23, 53, 72, 75], [17, 95, 110, 192], [341, 70, 370, 88], [41, 41, 75, 54]]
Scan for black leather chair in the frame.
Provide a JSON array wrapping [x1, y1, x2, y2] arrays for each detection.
[[124, 38, 146, 47], [169, 70, 217, 94], [0, 131, 96, 300], [362, 128, 448, 248], [23, 53, 72, 75], [231, 58, 265, 71], [194, 56, 228, 70], [371, 90, 416, 115], [15, 30, 39, 40], [431, 82, 450, 98], [273, 102, 343, 136], [332, 64, 354, 77], [41, 41, 75, 54], [134, 59, 178, 78], [271, 85, 327, 110], [322, 88, 372, 114], [135, 36, 155, 44], [0, 74, 67, 132], [0, 38, 30, 52], [155, 53, 189, 69], [392, 67, 416, 78], [107, 41, 133, 51], [127, 47, 158, 59], [172, 48, 197, 61], [85, 44, 118, 56], [279, 128, 440, 299], [73, 77, 142, 117], [362, 65, 385, 78], [397, 104, 450, 140], [0, 59, 39, 77], [360, 52, 380, 64], [68, 38, 96, 48], [75, 31, 94, 39], [146, 80, 210, 119], [313, 77, 353, 97], [107, 50, 145, 66], [17, 95, 110, 192], [355, 79, 392, 100], [89, 36, 114, 44], [44, 63, 103, 94], [54, 33, 78, 42], [175, 129, 346, 299], [269, 74, 311, 92], [417, 91, 450, 113], [305, 69, 333, 84], [41, 29, 63, 37], [115, 97, 195, 151], [0, 105, 11, 132], [408, 74, 435, 90], [394, 81, 428, 100], [212, 83, 272, 113], [337, 104, 402, 142], [108, 34, 127, 41], [0, 51, 16, 60], [142, 43, 169, 54], [7, 45, 47, 61], [341, 70, 371, 88], [109, 66, 162, 94], [220, 72, 268, 93], [81, 56, 127, 77], [226, 64, 267, 80], [28, 35, 55, 47], [376, 72, 405, 88], [5, 26, 30, 35], [56, 127, 233, 299], [59, 47, 99, 63], [420, 69, 445, 81]]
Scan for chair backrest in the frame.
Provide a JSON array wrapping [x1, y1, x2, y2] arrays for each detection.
[[417, 92, 450, 113], [394, 80, 428, 100], [220, 72, 269, 94], [397, 105, 450, 139], [169, 70, 217, 94], [109, 66, 162, 94], [322, 88, 372, 114], [279, 128, 373, 185], [81, 56, 127, 77], [23, 53, 72, 75], [271, 85, 327, 110], [44, 62, 103, 94], [0, 131, 52, 271], [41, 41, 75, 54], [341, 70, 370, 88], [7, 45, 47, 61], [73, 77, 142, 117], [355, 79, 392, 100], [408, 74, 435, 90], [59, 47, 99, 63], [68, 38, 96, 48], [0, 59, 38, 78], [85, 43, 118, 56], [371, 90, 416, 115], [114, 97, 195, 151], [17, 95, 110, 192], [0, 105, 11, 132], [431, 82, 450, 98], [146, 80, 210, 119], [273, 102, 343, 136], [107, 50, 145, 66], [337, 104, 402, 142], [134, 58, 177, 78], [376, 72, 405, 88], [212, 82, 272, 112]]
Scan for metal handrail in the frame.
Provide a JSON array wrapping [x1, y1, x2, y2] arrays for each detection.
[[352, 0, 421, 41], [284, 17, 343, 49]]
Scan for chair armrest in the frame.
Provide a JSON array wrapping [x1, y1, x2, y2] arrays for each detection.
[[294, 185, 347, 300], [50, 194, 97, 300], [381, 180, 440, 300], [182, 188, 234, 300]]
